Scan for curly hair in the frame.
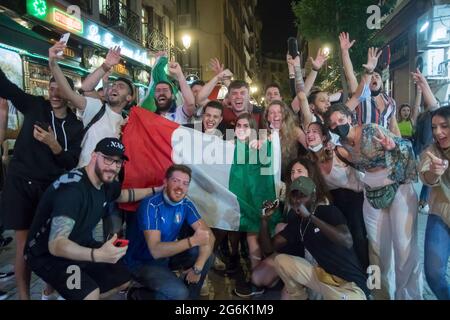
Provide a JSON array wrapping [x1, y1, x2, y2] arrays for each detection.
[[264, 100, 300, 180]]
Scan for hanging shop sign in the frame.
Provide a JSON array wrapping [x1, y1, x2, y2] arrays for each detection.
[[27, 0, 83, 34], [26, 0, 152, 67]]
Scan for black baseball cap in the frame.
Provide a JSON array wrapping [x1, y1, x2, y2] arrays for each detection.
[[94, 137, 129, 161], [114, 77, 134, 96]]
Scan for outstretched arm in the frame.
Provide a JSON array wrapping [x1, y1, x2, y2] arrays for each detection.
[[304, 48, 329, 95], [339, 32, 358, 94], [48, 42, 87, 110], [346, 47, 382, 111], [196, 67, 232, 107], [411, 68, 438, 111], [81, 46, 121, 93], [168, 62, 196, 117]]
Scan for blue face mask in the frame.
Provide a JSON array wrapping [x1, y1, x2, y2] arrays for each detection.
[[330, 123, 350, 139]]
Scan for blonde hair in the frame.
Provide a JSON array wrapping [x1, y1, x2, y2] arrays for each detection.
[[264, 100, 299, 179]]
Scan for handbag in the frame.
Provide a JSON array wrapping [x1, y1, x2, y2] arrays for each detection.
[[364, 183, 399, 209]]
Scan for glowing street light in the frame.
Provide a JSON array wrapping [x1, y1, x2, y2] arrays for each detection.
[[323, 46, 331, 56], [250, 85, 258, 94], [182, 34, 191, 50]]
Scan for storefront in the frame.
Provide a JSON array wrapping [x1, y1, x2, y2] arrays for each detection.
[[25, 0, 154, 101], [0, 12, 86, 99], [416, 4, 450, 107]]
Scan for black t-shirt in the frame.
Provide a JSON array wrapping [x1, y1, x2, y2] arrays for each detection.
[[280, 205, 369, 296], [26, 168, 121, 263]]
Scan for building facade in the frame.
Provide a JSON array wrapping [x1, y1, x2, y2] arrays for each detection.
[[378, 0, 450, 107], [0, 0, 177, 101], [175, 0, 262, 88]]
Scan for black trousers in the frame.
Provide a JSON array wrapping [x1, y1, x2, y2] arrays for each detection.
[[330, 188, 370, 271]]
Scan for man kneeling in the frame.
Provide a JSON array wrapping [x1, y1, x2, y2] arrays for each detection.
[[125, 164, 215, 300], [25, 138, 134, 300]]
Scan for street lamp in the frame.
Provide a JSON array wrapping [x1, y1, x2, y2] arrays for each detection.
[[250, 85, 258, 94], [323, 46, 331, 56], [182, 34, 191, 50]]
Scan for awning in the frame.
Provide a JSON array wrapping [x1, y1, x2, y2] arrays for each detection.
[[0, 13, 50, 56]]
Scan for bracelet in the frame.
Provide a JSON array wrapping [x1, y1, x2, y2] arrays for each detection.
[[312, 67, 320, 72], [91, 248, 96, 262], [101, 62, 111, 73], [187, 237, 193, 248]]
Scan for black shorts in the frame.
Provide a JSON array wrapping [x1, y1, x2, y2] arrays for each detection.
[[0, 174, 49, 230], [28, 255, 131, 300]]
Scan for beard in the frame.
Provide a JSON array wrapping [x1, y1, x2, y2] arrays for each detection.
[[371, 87, 382, 97], [94, 161, 118, 184], [155, 97, 173, 113]]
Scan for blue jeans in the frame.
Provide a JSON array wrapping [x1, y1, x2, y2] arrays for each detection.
[[424, 214, 450, 300], [131, 247, 213, 300]]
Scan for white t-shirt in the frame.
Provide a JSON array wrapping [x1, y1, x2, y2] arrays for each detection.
[[161, 105, 191, 124], [77, 97, 124, 168]]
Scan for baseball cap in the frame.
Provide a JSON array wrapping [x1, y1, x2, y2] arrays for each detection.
[[289, 176, 316, 196], [94, 137, 129, 161]]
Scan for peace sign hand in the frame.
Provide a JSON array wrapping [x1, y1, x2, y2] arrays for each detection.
[[373, 127, 395, 150], [426, 151, 449, 176]]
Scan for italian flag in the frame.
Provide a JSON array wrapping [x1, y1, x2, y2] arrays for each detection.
[[139, 55, 183, 112], [120, 107, 282, 232]]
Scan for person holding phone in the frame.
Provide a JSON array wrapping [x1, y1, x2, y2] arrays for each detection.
[[25, 138, 154, 300], [0, 62, 84, 299]]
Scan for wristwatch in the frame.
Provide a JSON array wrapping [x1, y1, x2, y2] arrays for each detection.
[[192, 266, 202, 275]]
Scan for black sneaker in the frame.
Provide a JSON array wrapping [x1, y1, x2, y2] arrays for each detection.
[[0, 236, 12, 248], [0, 271, 14, 282], [0, 290, 8, 300], [234, 283, 265, 298]]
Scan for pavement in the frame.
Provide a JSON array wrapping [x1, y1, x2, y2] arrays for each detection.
[[0, 184, 448, 300]]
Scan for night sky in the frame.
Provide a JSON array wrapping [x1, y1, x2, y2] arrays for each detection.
[[256, 0, 298, 56]]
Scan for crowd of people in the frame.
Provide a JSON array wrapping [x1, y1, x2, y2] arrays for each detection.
[[0, 30, 449, 301]]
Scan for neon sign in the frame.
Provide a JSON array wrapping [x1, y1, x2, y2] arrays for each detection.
[[85, 22, 151, 66], [52, 8, 83, 33]]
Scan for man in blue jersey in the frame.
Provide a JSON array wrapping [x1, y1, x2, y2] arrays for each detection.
[[125, 164, 215, 300]]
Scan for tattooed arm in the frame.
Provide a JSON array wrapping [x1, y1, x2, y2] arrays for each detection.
[[48, 216, 126, 263]]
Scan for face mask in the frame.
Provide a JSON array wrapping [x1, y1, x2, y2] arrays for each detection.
[[308, 143, 323, 153], [330, 123, 350, 139], [371, 88, 382, 97]]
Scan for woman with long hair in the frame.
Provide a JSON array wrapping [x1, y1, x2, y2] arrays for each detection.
[[324, 102, 422, 300], [419, 106, 450, 299], [263, 100, 306, 181], [305, 121, 369, 270]]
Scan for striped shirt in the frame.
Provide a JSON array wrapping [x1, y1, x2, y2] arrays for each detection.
[[355, 93, 396, 130]]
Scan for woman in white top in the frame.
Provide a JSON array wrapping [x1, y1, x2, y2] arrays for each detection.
[[305, 121, 369, 270]]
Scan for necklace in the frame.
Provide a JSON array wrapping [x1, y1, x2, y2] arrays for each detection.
[[299, 216, 312, 242]]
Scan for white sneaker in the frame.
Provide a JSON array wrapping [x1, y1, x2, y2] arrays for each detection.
[[213, 257, 226, 271], [41, 289, 60, 300], [200, 275, 209, 296]]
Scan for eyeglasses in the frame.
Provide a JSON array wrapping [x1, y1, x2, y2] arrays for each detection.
[[107, 82, 128, 90], [98, 153, 124, 167]]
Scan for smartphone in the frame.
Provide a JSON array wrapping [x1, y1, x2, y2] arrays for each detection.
[[57, 33, 70, 56], [35, 121, 49, 130], [113, 239, 129, 247], [287, 37, 299, 59]]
